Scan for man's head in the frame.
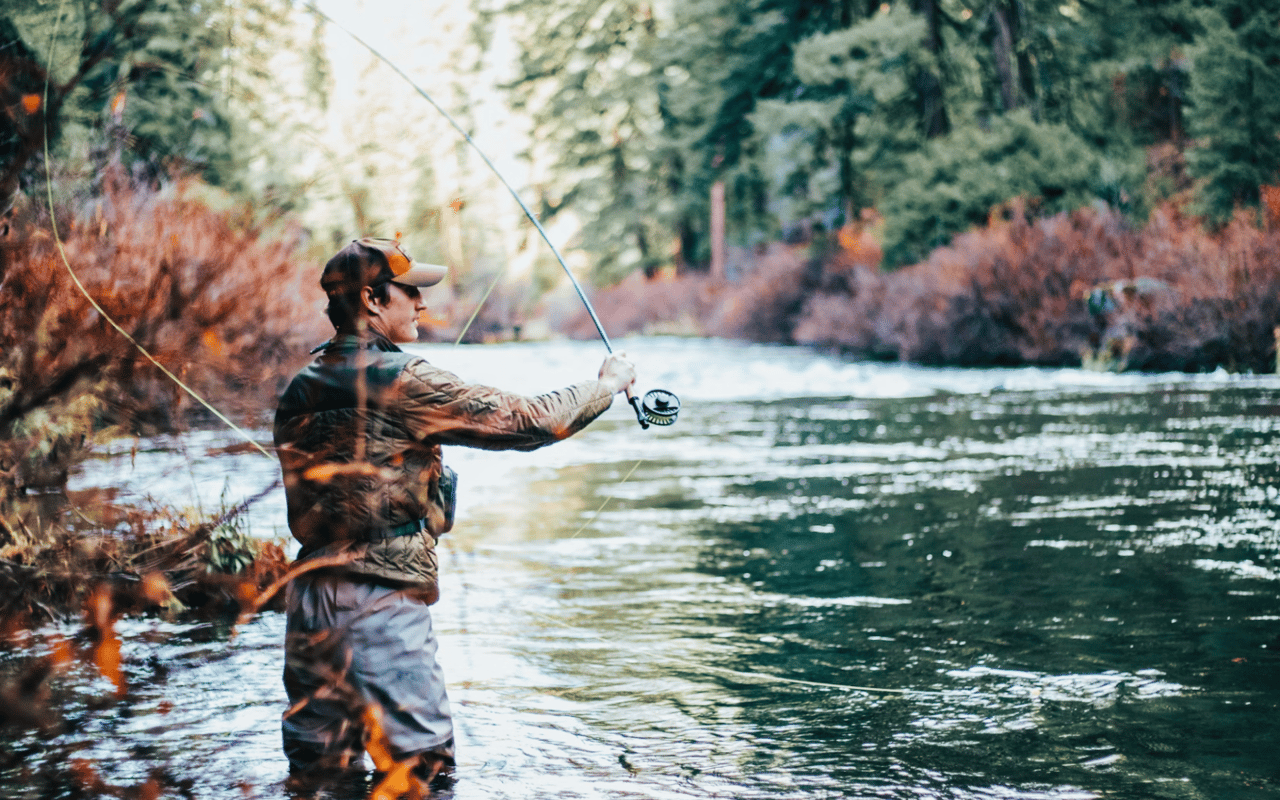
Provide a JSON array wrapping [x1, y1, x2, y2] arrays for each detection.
[[322, 238, 447, 342]]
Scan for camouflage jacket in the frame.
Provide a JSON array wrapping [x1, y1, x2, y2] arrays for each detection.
[[273, 333, 614, 600]]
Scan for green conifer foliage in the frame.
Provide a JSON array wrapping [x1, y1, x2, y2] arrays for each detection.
[[752, 5, 931, 234], [493, 0, 1277, 279], [1185, 3, 1280, 223], [4, 0, 234, 186], [659, 0, 866, 265], [879, 111, 1106, 265], [484, 0, 672, 281], [1, 0, 324, 208]]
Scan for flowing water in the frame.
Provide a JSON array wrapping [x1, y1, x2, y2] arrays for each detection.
[[6, 337, 1280, 799]]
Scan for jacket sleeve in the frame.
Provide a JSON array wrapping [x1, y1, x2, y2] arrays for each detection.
[[395, 358, 615, 450]]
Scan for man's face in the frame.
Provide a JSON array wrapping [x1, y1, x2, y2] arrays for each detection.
[[368, 281, 427, 343]]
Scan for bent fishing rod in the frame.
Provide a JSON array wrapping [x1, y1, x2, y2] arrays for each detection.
[[305, 4, 679, 430]]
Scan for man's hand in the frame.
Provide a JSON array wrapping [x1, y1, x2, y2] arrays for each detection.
[[598, 352, 637, 396]]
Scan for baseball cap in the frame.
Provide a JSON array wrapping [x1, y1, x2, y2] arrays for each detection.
[[320, 237, 448, 294]]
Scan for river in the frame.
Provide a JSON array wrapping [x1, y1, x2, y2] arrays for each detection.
[[6, 337, 1279, 799]]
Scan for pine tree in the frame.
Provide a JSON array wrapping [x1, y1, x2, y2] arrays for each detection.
[[483, 0, 671, 281], [0, 0, 328, 209], [1185, 2, 1280, 222], [491, 0, 1278, 282], [750, 4, 934, 235], [658, 0, 864, 267], [3, 0, 236, 187]]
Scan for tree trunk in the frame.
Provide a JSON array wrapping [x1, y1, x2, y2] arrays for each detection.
[[676, 218, 702, 275], [637, 225, 657, 279], [1166, 57, 1185, 150], [837, 114, 857, 224], [710, 181, 726, 279], [913, 0, 950, 138], [990, 1, 1023, 112]]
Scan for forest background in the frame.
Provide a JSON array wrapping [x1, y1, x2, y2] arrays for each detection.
[[1, 0, 1279, 614]]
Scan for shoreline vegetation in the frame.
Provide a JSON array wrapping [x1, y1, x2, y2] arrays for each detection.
[[567, 194, 1280, 375], [3, 175, 1278, 631], [3, 0, 1279, 637], [0, 176, 309, 761], [2, 179, 1280, 624], [1, 175, 322, 628]]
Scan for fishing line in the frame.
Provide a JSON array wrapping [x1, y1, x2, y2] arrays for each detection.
[[302, 3, 610, 345], [304, 2, 680, 430], [307, 3, 873, 703], [452, 265, 508, 347], [566, 458, 643, 540], [36, 0, 273, 464], [31, 5, 376, 469], [32, 4, 293, 646]]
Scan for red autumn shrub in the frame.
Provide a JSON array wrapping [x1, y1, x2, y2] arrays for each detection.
[[561, 268, 724, 340], [822, 202, 1118, 366], [0, 173, 328, 492], [702, 245, 818, 342], [796, 201, 1280, 371], [564, 200, 1280, 374]]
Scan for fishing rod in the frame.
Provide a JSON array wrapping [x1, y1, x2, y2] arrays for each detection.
[[304, 4, 679, 430], [29, 6, 922, 705]]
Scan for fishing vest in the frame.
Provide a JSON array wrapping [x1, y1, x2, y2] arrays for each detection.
[[274, 333, 613, 599]]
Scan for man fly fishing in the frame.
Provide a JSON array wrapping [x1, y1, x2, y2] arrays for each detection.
[[274, 236, 636, 786]]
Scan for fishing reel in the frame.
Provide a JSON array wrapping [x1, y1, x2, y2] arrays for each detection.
[[628, 389, 681, 430]]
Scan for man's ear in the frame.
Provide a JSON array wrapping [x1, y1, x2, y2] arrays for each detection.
[[361, 285, 382, 317]]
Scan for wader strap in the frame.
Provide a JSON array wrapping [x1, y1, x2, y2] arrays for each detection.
[[366, 518, 427, 542]]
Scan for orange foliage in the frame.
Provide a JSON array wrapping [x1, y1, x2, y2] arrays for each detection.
[[0, 632, 72, 732], [363, 705, 421, 800], [1262, 185, 1280, 231], [0, 173, 328, 628], [69, 757, 164, 798], [834, 211, 884, 270], [84, 583, 125, 696], [1, 484, 293, 623]]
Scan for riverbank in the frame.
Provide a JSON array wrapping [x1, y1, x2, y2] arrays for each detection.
[[4, 178, 1278, 628], [568, 200, 1280, 375], [1, 175, 307, 625], [0, 485, 290, 624]]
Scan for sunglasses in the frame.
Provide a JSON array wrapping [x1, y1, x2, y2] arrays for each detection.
[[388, 281, 422, 301]]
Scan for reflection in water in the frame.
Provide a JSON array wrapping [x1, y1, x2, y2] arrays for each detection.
[[6, 338, 1277, 798]]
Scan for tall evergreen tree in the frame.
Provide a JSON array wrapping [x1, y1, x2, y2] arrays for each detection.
[[1185, 1, 1280, 222], [657, 0, 867, 267], [482, 0, 671, 281], [749, 4, 933, 234], [3, 0, 237, 187], [0, 0, 326, 207], [912, 0, 949, 138]]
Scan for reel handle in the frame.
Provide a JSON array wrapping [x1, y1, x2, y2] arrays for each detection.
[[626, 388, 680, 430], [627, 390, 650, 430]]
